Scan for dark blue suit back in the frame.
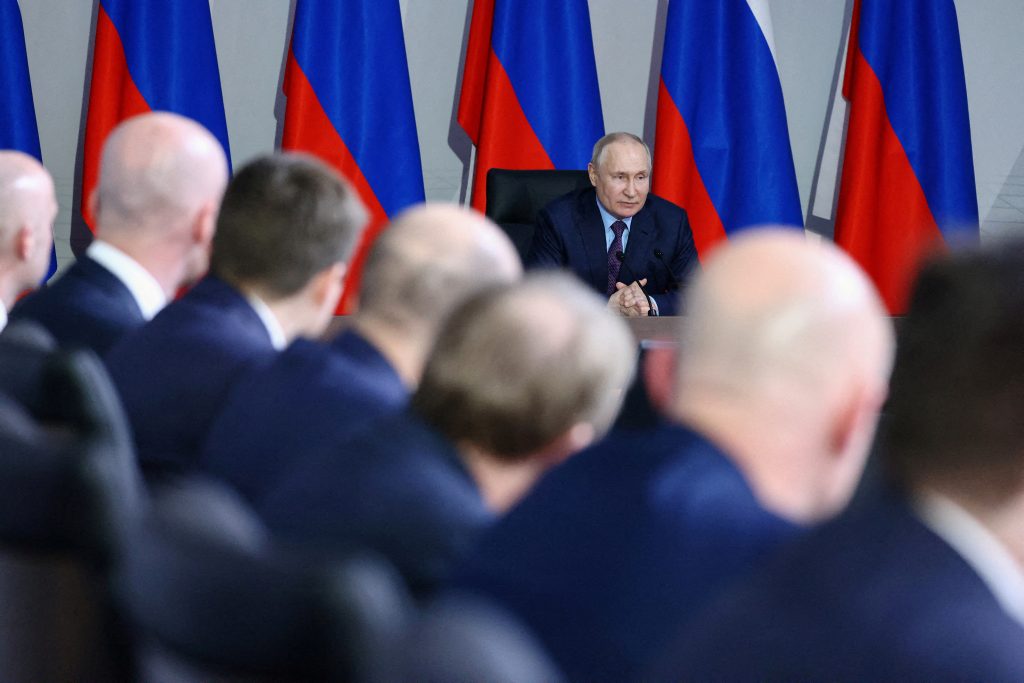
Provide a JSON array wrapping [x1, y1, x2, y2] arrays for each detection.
[[259, 412, 492, 597], [527, 188, 697, 315], [11, 257, 145, 355], [453, 422, 798, 681], [106, 276, 276, 481], [199, 329, 408, 505], [660, 490, 1024, 682]]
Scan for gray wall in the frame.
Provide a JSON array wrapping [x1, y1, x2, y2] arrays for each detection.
[[16, 0, 1024, 271]]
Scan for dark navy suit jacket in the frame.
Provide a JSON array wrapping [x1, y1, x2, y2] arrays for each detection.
[[11, 256, 145, 355], [106, 276, 277, 482], [259, 412, 492, 597], [527, 187, 698, 315], [659, 490, 1024, 682], [199, 329, 408, 505], [453, 422, 798, 682]]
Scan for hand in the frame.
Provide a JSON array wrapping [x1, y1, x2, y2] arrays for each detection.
[[608, 279, 650, 317]]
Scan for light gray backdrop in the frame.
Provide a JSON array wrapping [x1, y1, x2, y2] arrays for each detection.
[[16, 0, 1024, 271]]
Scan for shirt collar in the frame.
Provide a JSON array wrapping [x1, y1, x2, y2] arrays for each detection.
[[0, 303, 8, 333], [86, 241, 167, 320], [245, 293, 287, 351], [596, 196, 632, 231], [914, 490, 1024, 627]]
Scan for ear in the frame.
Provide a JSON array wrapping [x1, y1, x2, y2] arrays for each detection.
[[829, 379, 886, 461], [313, 261, 346, 311], [642, 344, 676, 415], [588, 162, 598, 187], [87, 189, 99, 223], [15, 224, 34, 261], [192, 201, 217, 247], [538, 421, 596, 469]]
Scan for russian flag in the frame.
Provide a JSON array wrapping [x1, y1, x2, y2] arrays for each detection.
[[0, 0, 56, 279], [458, 0, 604, 212], [653, 0, 803, 260], [835, 0, 978, 313], [282, 0, 425, 314], [81, 0, 230, 247]]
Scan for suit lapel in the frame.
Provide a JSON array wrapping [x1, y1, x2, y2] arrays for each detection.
[[621, 204, 654, 286], [575, 190, 611, 293]]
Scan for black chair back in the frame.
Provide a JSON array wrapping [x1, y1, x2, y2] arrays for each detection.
[[0, 342, 144, 682], [485, 168, 591, 262], [116, 478, 412, 682]]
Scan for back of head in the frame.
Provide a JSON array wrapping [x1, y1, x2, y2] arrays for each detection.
[[675, 229, 894, 521], [96, 112, 228, 236], [357, 204, 521, 336], [210, 153, 367, 300], [0, 151, 56, 300], [886, 244, 1024, 501], [412, 272, 635, 461]]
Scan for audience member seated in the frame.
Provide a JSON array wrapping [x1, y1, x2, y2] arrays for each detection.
[[106, 153, 366, 483], [199, 203, 521, 505], [0, 152, 55, 333], [527, 131, 698, 316], [453, 229, 895, 681], [12, 113, 228, 354], [659, 244, 1024, 681], [258, 272, 634, 596]]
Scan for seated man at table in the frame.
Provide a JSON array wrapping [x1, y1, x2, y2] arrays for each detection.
[[454, 229, 895, 681], [659, 244, 1024, 681], [198, 204, 522, 505], [527, 131, 698, 317], [106, 153, 365, 482], [258, 272, 635, 596]]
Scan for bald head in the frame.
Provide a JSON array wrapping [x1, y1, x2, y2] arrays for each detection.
[[96, 112, 228, 236], [0, 151, 56, 304], [678, 229, 893, 408], [358, 204, 522, 335]]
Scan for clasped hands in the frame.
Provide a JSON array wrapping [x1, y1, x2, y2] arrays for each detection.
[[608, 278, 650, 317]]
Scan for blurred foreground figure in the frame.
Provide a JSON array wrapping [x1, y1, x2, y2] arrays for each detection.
[[107, 153, 365, 483], [454, 229, 895, 681], [661, 244, 1024, 681], [259, 272, 634, 596], [199, 204, 521, 505], [0, 151, 55, 330], [12, 113, 228, 353]]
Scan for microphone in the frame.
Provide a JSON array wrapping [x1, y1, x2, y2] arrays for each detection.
[[653, 249, 681, 292]]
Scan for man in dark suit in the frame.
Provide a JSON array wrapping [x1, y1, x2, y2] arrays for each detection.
[[12, 113, 229, 354], [106, 154, 365, 483], [528, 132, 697, 316], [258, 272, 635, 596], [0, 151, 56, 331], [658, 245, 1024, 682], [454, 230, 895, 681], [198, 204, 522, 505]]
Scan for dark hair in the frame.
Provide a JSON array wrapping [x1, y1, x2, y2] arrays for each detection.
[[885, 243, 1024, 494], [210, 154, 365, 298]]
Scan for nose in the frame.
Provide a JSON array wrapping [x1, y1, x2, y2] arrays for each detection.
[[623, 179, 637, 198]]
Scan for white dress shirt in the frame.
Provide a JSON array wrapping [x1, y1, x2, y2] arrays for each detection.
[[86, 240, 166, 320], [245, 293, 286, 351]]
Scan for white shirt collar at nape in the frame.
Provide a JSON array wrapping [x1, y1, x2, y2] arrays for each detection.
[[86, 241, 167, 320], [0, 303, 7, 333], [245, 293, 287, 351], [914, 490, 1024, 627]]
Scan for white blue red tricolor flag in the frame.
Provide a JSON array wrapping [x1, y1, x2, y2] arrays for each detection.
[[459, 0, 604, 212], [82, 0, 231, 242], [653, 0, 803, 261], [1, 0, 56, 279], [835, 0, 978, 313], [282, 0, 425, 313]]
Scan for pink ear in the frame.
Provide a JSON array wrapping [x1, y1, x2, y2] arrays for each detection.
[[643, 345, 676, 415]]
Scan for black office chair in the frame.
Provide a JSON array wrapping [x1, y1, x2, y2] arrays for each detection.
[[115, 477, 413, 682], [485, 168, 592, 263], [392, 591, 565, 682], [0, 339, 145, 682]]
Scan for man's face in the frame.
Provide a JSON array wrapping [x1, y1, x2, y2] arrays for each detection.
[[588, 140, 651, 220]]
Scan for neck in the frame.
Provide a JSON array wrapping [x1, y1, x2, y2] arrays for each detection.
[[247, 290, 309, 345], [95, 234, 187, 299], [459, 444, 545, 513], [673, 391, 826, 524], [351, 316, 430, 389]]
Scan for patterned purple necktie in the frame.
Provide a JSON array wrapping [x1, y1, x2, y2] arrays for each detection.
[[607, 220, 627, 295]]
